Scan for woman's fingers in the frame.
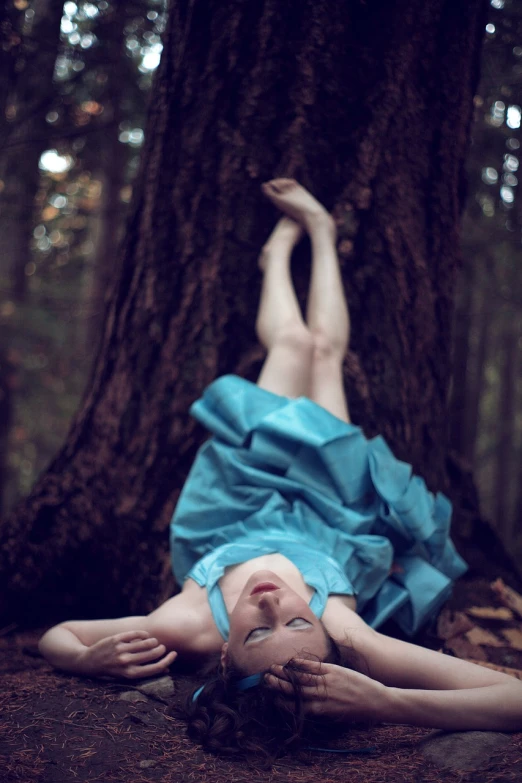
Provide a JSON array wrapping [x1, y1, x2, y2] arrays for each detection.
[[110, 630, 150, 643], [114, 630, 151, 643], [265, 673, 295, 694], [120, 637, 160, 653], [125, 650, 177, 678], [265, 670, 323, 695], [292, 658, 326, 673], [265, 674, 326, 703], [265, 662, 332, 701], [269, 662, 325, 686], [123, 644, 168, 665]]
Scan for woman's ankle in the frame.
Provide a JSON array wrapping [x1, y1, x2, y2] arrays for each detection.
[[305, 212, 337, 240]]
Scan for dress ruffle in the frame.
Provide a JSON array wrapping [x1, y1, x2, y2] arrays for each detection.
[[170, 375, 467, 636]]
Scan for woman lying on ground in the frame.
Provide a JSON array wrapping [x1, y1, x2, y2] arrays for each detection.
[[39, 179, 522, 763]]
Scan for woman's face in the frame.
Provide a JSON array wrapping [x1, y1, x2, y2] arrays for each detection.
[[223, 570, 329, 675]]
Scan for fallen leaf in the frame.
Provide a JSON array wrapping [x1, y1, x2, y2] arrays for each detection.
[[490, 579, 522, 620], [445, 637, 487, 661], [501, 628, 522, 651], [465, 606, 514, 621], [465, 627, 505, 647], [463, 659, 522, 680], [437, 609, 475, 640]]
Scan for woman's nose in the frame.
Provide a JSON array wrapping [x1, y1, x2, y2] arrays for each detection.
[[258, 592, 280, 610]]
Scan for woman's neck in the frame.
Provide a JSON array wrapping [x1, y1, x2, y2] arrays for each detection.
[[218, 553, 315, 614]]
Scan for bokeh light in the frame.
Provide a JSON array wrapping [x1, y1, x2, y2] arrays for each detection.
[[506, 106, 521, 130], [39, 150, 74, 173], [482, 167, 498, 184]]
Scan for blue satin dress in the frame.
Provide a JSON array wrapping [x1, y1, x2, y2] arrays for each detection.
[[170, 375, 467, 638]]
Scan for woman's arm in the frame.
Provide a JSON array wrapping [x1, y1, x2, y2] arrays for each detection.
[[38, 616, 176, 678], [319, 601, 522, 731], [267, 655, 522, 731], [358, 627, 522, 731], [355, 625, 518, 690], [38, 586, 220, 678], [381, 679, 522, 731]]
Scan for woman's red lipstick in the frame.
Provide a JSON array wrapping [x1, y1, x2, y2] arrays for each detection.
[[250, 582, 279, 596]]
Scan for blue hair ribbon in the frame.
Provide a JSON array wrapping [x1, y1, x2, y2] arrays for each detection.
[[236, 673, 263, 690], [192, 673, 262, 702]]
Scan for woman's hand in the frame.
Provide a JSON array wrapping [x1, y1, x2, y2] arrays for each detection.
[[78, 630, 177, 679], [265, 658, 387, 722]]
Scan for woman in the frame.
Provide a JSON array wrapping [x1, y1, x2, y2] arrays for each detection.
[[39, 180, 522, 761]]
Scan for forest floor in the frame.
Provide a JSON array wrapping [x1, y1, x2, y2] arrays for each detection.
[[1, 577, 522, 783]]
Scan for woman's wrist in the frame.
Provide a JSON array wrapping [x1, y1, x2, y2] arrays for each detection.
[[72, 646, 96, 674], [380, 686, 464, 728], [379, 686, 411, 725]]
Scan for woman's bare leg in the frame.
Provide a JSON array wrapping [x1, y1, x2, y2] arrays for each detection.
[[261, 179, 351, 422], [255, 216, 314, 398], [305, 213, 351, 422]]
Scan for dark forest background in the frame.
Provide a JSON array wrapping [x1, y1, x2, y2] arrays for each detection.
[[0, 0, 521, 621]]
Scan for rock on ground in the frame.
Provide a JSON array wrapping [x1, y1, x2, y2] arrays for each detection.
[[421, 730, 512, 770]]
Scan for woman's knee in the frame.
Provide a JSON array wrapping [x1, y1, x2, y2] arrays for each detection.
[[274, 323, 315, 360], [311, 329, 347, 362]]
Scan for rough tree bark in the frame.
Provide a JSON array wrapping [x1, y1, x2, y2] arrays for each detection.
[[2, 0, 508, 626], [449, 264, 475, 460]]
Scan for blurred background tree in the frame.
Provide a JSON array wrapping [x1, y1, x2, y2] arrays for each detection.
[[0, 0, 166, 513], [449, 0, 522, 573], [0, 0, 520, 623]]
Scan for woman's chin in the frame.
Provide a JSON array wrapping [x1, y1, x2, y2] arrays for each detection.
[[250, 568, 281, 579], [238, 570, 287, 599], [246, 569, 284, 587]]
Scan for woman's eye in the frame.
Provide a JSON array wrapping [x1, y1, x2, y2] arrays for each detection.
[[246, 618, 311, 642], [247, 627, 269, 640]]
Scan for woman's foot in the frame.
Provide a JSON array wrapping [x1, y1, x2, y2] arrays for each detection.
[[261, 178, 335, 237], [258, 216, 303, 271]]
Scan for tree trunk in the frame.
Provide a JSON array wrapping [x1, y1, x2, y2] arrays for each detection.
[[514, 443, 522, 555], [449, 264, 475, 460], [86, 138, 127, 351], [83, 8, 130, 352], [447, 257, 522, 587], [467, 269, 494, 466], [0, 0, 64, 302], [493, 307, 517, 538], [0, 0, 498, 625], [0, 348, 14, 516], [0, 2, 24, 125]]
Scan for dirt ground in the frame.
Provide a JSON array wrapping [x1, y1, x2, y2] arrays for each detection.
[[1, 577, 522, 783]]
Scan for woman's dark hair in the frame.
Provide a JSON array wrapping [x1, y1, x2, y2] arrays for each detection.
[[176, 624, 369, 766]]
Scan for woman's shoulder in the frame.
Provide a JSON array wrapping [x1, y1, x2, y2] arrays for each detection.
[[321, 594, 372, 642], [147, 579, 224, 655], [326, 593, 357, 612]]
